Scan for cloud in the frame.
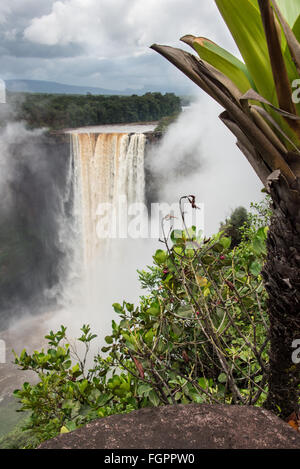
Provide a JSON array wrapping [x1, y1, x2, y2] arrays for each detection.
[[0, 34, 83, 59], [0, 0, 240, 93], [0, 4, 12, 24], [0, 1, 75, 60], [24, 0, 237, 58], [1, 1, 53, 22]]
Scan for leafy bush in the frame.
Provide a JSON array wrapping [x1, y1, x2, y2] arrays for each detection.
[[13, 198, 270, 447]]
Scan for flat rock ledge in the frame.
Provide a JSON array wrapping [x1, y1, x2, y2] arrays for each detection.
[[39, 404, 300, 449]]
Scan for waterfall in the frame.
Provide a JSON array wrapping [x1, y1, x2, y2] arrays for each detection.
[[69, 131, 146, 267], [0, 127, 153, 405]]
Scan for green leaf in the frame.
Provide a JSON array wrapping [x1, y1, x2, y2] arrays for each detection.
[[218, 373, 227, 383], [147, 300, 160, 317], [101, 346, 111, 353], [79, 379, 89, 393], [249, 260, 262, 276], [252, 236, 266, 255], [191, 36, 254, 93], [125, 303, 134, 312], [105, 336, 113, 344], [215, 0, 276, 105], [65, 420, 78, 432], [198, 377, 210, 389], [171, 229, 185, 244], [256, 226, 268, 240], [63, 359, 72, 369], [122, 332, 138, 351], [190, 393, 204, 404], [149, 390, 160, 406], [137, 383, 152, 397], [119, 319, 130, 329], [176, 306, 193, 318], [258, 0, 299, 129], [112, 303, 123, 314], [220, 236, 231, 249], [97, 393, 112, 406], [275, 0, 300, 28], [153, 249, 167, 265], [293, 14, 300, 42], [144, 329, 154, 346], [173, 245, 184, 255]]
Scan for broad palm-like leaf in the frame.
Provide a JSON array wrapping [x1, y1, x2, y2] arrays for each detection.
[[151, 0, 300, 418]]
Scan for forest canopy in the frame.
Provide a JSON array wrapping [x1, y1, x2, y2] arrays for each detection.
[[6, 91, 181, 130]]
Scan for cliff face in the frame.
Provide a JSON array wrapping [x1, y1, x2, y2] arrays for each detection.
[[144, 131, 163, 209], [0, 133, 70, 330]]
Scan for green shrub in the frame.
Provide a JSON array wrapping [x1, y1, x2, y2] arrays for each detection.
[[13, 198, 270, 447]]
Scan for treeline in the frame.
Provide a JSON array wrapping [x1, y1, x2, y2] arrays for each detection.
[[9, 92, 181, 130], [154, 111, 181, 132]]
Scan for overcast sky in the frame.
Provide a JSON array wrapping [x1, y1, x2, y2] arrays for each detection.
[[0, 0, 238, 92]]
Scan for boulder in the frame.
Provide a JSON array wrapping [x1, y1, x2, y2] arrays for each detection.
[[39, 404, 300, 449]]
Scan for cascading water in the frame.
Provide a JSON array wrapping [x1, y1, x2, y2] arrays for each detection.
[[54, 126, 157, 339], [69, 132, 146, 267], [0, 125, 155, 404]]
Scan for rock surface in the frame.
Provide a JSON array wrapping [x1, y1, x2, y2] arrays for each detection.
[[39, 404, 300, 449]]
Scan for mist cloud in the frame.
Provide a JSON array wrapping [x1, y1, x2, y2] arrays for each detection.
[[147, 96, 264, 235]]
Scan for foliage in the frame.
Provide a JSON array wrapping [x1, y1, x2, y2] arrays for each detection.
[[239, 197, 272, 241], [12, 325, 140, 446], [0, 417, 37, 450], [220, 198, 272, 248], [151, 0, 300, 185], [220, 206, 249, 247], [151, 1, 300, 414], [13, 198, 270, 447], [185, 0, 300, 147], [6, 92, 181, 131], [154, 111, 181, 133]]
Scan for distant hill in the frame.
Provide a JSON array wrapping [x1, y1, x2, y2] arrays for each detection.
[[5, 79, 192, 97], [5, 79, 134, 95]]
